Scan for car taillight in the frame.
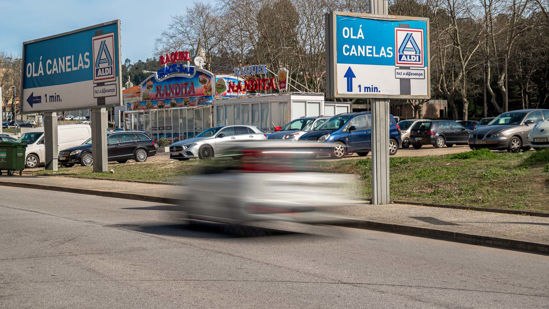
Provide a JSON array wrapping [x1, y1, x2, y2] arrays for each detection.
[[240, 149, 294, 173], [427, 130, 435, 136], [151, 141, 155, 146], [396, 124, 401, 131]]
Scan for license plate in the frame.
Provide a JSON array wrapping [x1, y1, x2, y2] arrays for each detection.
[[534, 137, 548, 143], [414, 137, 422, 141]]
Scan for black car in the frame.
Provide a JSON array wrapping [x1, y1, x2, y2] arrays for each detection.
[[58, 131, 157, 167], [0, 134, 17, 143], [456, 120, 478, 131], [410, 120, 470, 148]]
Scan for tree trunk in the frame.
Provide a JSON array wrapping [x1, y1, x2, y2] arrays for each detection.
[[486, 63, 502, 113], [448, 95, 458, 120]]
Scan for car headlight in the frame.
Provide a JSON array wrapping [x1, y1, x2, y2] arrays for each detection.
[[70, 150, 82, 156], [317, 134, 329, 142], [283, 133, 298, 140], [489, 132, 505, 138]]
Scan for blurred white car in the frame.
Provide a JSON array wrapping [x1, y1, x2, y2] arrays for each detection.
[[177, 141, 360, 226], [529, 118, 549, 150], [170, 125, 266, 160]]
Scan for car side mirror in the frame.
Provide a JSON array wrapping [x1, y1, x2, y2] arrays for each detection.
[[348, 125, 357, 132], [524, 120, 535, 126], [217, 133, 225, 138]]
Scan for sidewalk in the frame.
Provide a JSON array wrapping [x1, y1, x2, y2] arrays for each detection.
[[0, 175, 547, 254]]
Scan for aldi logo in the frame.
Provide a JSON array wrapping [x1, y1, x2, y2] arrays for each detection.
[[92, 33, 116, 82], [395, 28, 424, 67]]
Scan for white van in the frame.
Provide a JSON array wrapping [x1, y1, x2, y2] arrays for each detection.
[[19, 124, 92, 168]]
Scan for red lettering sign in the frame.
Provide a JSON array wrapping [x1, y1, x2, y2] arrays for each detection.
[[160, 51, 191, 65]]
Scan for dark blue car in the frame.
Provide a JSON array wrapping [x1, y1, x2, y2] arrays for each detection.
[[300, 112, 401, 158]]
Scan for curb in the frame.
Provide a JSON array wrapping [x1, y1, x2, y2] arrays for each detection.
[[392, 200, 549, 218], [1, 181, 547, 255], [333, 220, 549, 256]]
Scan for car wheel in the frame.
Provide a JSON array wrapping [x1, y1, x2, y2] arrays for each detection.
[[402, 138, 410, 149], [413, 143, 422, 149], [25, 154, 39, 168], [134, 149, 148, 162], [507, 136, 522, 153], [332, 142, 346, 159], [356, 151, 369, 156], [446, 143, 453, 147], [198, 145, 214, 159], [62, 163, 75, 168], [389, 138, 398, 156], [80, 152, 93, 166], [117, 159, 128, 164], [434, 136, 445, 148]]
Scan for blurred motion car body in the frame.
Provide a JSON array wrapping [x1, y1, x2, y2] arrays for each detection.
[[267, 116, 330, 141], [177, 141, 360, 226], [468, 109, 549, 152], [170, 125, 266, 160], [528, 118, 549, 150]]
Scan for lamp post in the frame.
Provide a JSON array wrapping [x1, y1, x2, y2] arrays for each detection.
[[11, 86, 17, 135]]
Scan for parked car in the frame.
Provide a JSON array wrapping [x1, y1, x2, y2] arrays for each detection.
[[478, 117, 494, 127], [170, 125, 267, 160], [457, 120, 478, 131], [0, 134, 17, 143], [397, 119, 427, 148], [2, 121, 10, 128], [177, 141, 359, 227], [528, 117, 549, 150], [268, 116, 330, 140], [410, 120, 470, 149], [19, 124, 92, 168], [58, 131, 156, 167], [468, 109, 549, 152], [300, 112, 401, 158]]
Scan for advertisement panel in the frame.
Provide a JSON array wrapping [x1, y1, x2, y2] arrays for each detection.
[[131, 69, 215, 110], [21, 20, 121, 113], [326, 12, 430, 99]]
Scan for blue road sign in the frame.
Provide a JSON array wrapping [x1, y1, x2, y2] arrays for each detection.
[[326, 12, 430, 99], [22, 20, 121, 113]]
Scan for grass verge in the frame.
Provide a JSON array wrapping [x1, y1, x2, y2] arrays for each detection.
[[31, 149, 549, 213], [320, 149, 549, 213]]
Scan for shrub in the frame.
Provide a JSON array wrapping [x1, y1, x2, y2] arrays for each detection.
[[521, 149, 549, 167], [449, 148, 500, 160], [157, 138, 171, 147]]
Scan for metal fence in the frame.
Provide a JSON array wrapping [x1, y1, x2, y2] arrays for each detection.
[[124, 106, 212, 143]]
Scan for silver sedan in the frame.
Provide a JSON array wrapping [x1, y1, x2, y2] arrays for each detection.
[[170, 125, 266, 160]]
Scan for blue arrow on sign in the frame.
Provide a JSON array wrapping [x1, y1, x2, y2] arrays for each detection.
[[27, 92, 42, 108], [344, 67, 356, 92]]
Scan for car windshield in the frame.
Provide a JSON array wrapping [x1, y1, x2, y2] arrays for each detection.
[[303, 118, 327, 131], [398, 120, 415, 131], [317, 115, 354, 130], [489, 112, 527, 125], [479, 118, 493, 125], [196, 127, 222, 138], [282, 118, 314, 131], [83, 138, 92, 145], [17, 132, 42, 144]]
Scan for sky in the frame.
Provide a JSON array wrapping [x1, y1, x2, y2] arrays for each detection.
[[0, 0, 214, 63]]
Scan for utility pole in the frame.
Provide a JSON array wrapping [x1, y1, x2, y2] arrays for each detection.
[[11, 86, 17, 135]]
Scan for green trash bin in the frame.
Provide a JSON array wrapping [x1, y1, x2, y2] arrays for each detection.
[[0, 142, 27, 176]]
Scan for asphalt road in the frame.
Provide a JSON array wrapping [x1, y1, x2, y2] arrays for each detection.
[[1, 187, 548, 308]]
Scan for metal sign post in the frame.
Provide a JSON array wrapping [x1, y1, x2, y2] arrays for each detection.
[[21, 21, 122, 172], [371, 0, 390, 204], [326, 8, 430, 204]]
